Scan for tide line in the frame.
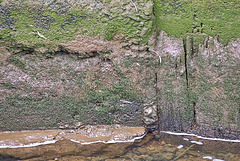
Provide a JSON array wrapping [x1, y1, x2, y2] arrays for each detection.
[[0, 140, 57, 149], [161, 131, 240, 143], [70, 132, 147, 145]]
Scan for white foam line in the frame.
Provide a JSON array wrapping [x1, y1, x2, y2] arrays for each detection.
[[1, 130, 57, 133], [82, 140, 106, 145], [0, 140, 57, 149], [161, 131, 240, 143], [70, 133, 147, 145]]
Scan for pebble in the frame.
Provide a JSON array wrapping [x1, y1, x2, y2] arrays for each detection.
[[190, 140, 203, 145], [177, 145, 183, 149], [212, 159, 224, 161], [183, 138, 189, 141], [161, 141, 166, 145], [203, 156, 212, 160]]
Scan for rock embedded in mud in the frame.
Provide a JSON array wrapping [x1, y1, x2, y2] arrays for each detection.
[[75, 122, 85, 129], [59, 125, 65, 129], [143, 103, 158, 125], [203, 156, 213, 160], [143, 103, 159, 132]]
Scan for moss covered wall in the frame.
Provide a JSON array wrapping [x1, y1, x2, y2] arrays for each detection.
[[151, 0, 240, 138], [0, 0, 153, 50], [1, 0, 240, 46], [153, 0, 240, 45], [0, 0, 239, 138]]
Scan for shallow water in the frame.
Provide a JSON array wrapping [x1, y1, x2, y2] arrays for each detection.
[[0, 127, 239, 161]]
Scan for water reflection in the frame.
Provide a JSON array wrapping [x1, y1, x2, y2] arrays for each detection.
[[122, 133, 240, 161]]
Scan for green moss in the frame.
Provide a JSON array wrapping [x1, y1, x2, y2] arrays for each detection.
[[103, 22, 120, 41], [104, 0, 112, 3], [0, 27, 12, 37], [154, 0, 240, 45], [0, 94, 84, 130], [1, 0, 239, 47], [0, 0, 154, 51]]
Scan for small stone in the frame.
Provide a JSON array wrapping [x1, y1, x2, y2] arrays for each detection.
[[161, 141, 166, 145], [183, 138, 189, 141], [75, 122, 85, 129], [177, 145, 183, 149], [190, 140, 203, 145], [203, 156, 213, 160], [212, 159, 224, 161], [59, 125, 65, 129]]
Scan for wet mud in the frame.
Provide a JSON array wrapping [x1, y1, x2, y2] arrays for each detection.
[[0, 126, 240, 161]]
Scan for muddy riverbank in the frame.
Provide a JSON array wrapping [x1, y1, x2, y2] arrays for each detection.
[[0, 125, 240, 161]]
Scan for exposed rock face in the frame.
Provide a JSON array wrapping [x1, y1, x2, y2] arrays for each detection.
[[0, 0, 239, 139]]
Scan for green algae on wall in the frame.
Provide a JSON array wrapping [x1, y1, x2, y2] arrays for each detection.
[[154, 0, 240, 45], [0, 0, 154, 51]]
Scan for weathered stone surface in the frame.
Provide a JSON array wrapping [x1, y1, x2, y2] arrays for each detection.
[[149, 31, 240, 138]]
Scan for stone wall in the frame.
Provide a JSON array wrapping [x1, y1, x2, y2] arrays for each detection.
[[0, 0, 239, 139]]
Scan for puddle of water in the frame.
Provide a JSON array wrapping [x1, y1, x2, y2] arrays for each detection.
[[0, 127, 240, 161]]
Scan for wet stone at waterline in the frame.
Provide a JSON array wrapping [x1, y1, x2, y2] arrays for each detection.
[[0, 127, 239, 161]]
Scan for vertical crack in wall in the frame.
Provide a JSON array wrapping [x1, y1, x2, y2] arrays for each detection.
[[191, 37, 194, 57], [155, 72, 161, 132], [191, 11, 197, 57], [183, 37, 197, 127], [192, 11, 198, 127], [152, 0, 161, 132], [183, 38, 189, 89]]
